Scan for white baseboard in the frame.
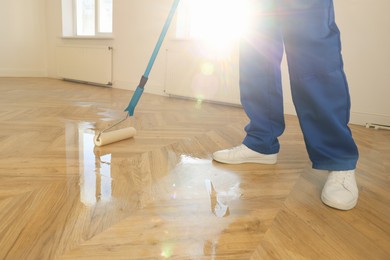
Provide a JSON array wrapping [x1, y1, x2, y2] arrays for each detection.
[[283, 101, 390, 126], [350, 111, 390, 126], [112, 80, 166, 96]]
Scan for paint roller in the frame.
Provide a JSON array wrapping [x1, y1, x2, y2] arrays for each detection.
[[93, 0, 181, 146], [94, 116, 137, 147]]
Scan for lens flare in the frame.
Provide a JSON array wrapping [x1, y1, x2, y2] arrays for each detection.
[[177, 0, 254, 58], [161, 243, 174, 258], [200, 62, 215, 75]]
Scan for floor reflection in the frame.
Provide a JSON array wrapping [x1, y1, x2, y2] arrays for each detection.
[[152, 154, 245, 257], [79, 129, 112, 206], [206, 179, 242, 218], [66, 121, 243, 217], [66, 121, 113, 206], [163, 155, 242, 215], [65, 120, 248, 257]]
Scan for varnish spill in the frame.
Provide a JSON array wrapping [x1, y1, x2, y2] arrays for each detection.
[[205, 179, 242, 217], [164, 154, 243, 217], [67, 122, 114, 206]]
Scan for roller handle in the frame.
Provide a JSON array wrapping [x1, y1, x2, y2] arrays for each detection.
[[124, 76, 147, 116], [144, 0, 181, 78], [124, 0, 181, 116]]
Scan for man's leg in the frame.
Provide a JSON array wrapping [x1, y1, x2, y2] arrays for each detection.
[[280, 0, 358, 170], [213, 2, 284, 164], [240, 4, 285, 155], [280, 0, 359, 210]]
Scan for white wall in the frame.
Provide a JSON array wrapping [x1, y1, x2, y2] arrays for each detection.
[[1, 0, 389, 125], [45, 0, 172, 95], [336, 0, 390, 125], [162, 0, 390, 126], [0, 0, 47, 77], [272, 0, 390, 126]]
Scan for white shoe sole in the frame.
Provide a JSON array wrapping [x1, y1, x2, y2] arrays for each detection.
[[212, 155, 277, 165], [321, 194, 358, 211]]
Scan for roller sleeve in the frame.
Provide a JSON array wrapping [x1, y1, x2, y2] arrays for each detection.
[[94, 127, 136, 146]]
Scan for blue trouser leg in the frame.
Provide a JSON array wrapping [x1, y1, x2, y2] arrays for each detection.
[[240, 2, 285, 155], [240, 0, 359, 170]]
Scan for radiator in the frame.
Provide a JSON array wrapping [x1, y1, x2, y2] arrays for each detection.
[[56, 45, 113, 86]]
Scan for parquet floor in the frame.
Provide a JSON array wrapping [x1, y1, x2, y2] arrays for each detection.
[[0, 78, 389, 259]]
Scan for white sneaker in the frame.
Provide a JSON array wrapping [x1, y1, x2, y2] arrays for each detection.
[[212, 144, 277, 164], [321, 170, 358, 210]]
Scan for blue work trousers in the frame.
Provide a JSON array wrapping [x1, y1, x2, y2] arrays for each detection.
[[240, 0, 359, 170]]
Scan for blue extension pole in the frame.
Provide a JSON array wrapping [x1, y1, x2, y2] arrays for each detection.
[[125, 0, 181, 116]]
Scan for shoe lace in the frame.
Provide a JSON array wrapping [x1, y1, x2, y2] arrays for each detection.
[[231, 145, 245, 151], [229, 145, 247, 156], [329, 171, 354, 190]]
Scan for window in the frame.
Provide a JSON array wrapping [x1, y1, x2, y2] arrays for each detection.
[[176, 0, 252, 41], [62, 0, 113, 37]]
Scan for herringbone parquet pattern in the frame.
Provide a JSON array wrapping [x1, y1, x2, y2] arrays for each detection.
[[0, 78, 389, 259]]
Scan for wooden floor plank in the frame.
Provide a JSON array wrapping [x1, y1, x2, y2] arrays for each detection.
[[0, 78, 389, 259]]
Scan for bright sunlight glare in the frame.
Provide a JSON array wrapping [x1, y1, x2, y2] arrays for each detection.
[[177, 0, 254, 57]]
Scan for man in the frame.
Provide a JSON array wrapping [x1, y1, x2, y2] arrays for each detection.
[[213, 0, 359, 210]]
